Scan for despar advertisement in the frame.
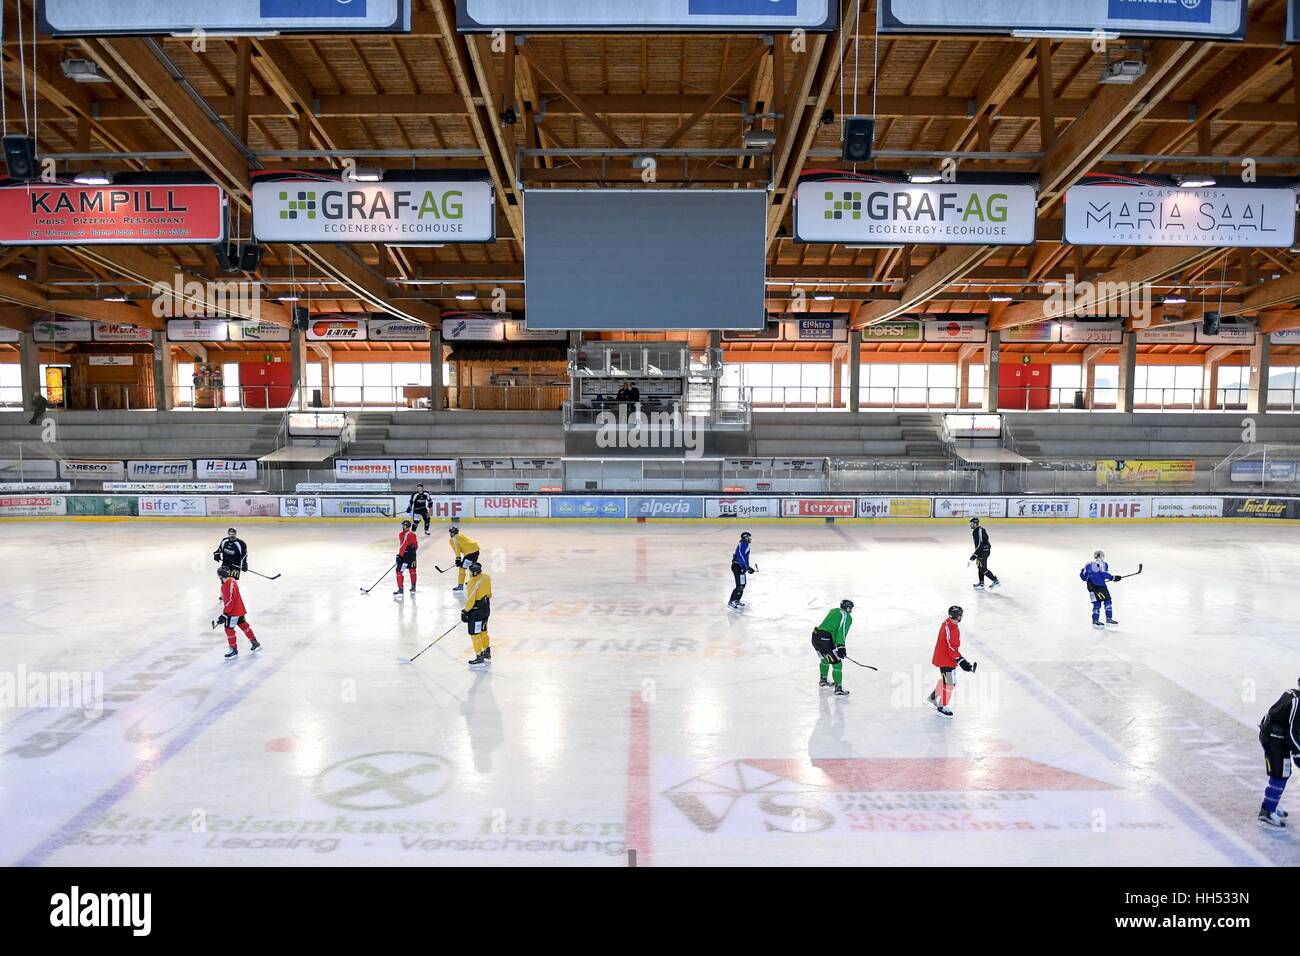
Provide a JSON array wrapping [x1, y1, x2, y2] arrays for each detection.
[[0, 458, 58, 479], [1223, 497, 1300, 519], [550, 497, 628, 519], [196, 459, 258, 481], [322, 498, 397, 518], [1006, 497, 1080, 518], [1063, 183, 1297, 248], [206, 496, 281, 518], [0, 182, 227, 246], [127, 460, 195, 481], [1081, 496, 1152, 520], [0, 495, 67, 516], [627, 497, 704, 519], [475, 496, 550, 518], [396, 460, 457, 481], [795, 179, 1037, 246], [781, 498, 856, 518], [934, 497, 1007, 518], [1153, 496, 1224, 518], [335, 459, 396, 480], [137, 496, 207, 517], [706, 497, 781, 519], [252, 177, 495, 244], [58, 459, 126, 481], [279, 496, 322, 519], [64, 495, 138, 517], [407, 495, 474, 519]]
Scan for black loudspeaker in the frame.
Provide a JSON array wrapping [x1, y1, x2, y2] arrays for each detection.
[[212, 242, 238, 272], [292, 306, 310, 331], [2, 135, 38, 180], [238, 243, 264, 273], [841, 117, 875, 163], [1203, 311, 1221, 337]]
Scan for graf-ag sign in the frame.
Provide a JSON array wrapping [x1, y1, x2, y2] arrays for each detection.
[[42, 0, 410, 34]]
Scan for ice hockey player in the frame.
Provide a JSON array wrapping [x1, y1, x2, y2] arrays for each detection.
[[727, 531, 757, 609], [1257, 677, 1300, 828], [461, 561, 493, 668], [1079, 549, 1122, 628], [406, 483, 433, 535], [213, 527, 249, 579], [810, 599, 855, 697], [394, 519, 419, 596], [217, 566, 260, 660], [927, 605, 976, 719], [968, 517, 1000, 590], [449, 525, 481, 592]]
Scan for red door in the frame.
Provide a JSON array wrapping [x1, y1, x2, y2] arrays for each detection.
[[1024, 364, 1051, 410], [239, 362, 294, 408], [998, 364, 1027, 410]]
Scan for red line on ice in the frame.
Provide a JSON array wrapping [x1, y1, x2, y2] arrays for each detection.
[[625, 693, 652, 866]]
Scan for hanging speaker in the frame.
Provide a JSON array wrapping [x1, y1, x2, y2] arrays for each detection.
[[212, 242, 238, 272], [1203, 311, 1221, 337], [238, 243, 264, 273], [841, 117, 875, 163], [2, 135, 38, 180]]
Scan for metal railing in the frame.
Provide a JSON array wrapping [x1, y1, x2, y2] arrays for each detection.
[[564, 400, 751, 430], [1210, 443, 1300, 493]]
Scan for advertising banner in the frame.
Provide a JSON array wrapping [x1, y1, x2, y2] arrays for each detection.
[[924, 318, 988, 343], [105, 482, 232, 493], [1270, 328, 1300, 345], [1223, 497, 1300, 519], [456, 0, 836, 32], [1137, 325, 1197, 345], [127, 460, 195, 481], [0, 183, 226, 246], [395, 460, 457, 481], [999, 322, 1059, 343], [781, 498, 856, 518], [59, 459, 126, 481], [64, 495, 138, 517], [335, 460, 396, 480], [706, 497, 781, 519], [795, 180, 1037, 246], [166, 318, 229, 342], [0, 458, 58, 479], [1152, 496, 1224, 518], [627, 497, 704, 519], [889, 497, 933, 517], [279, 496, 322, 519], [1096, 459, 1195, 487], [322, 497, 397, 518], [406, 495, 474, 519], [475, 496, 550, 518], [1081, 496, 1153, 519], [32, 319, 93, 343], [784, 317, 848, 343], [205, 496, 281, 518], [196, 459, 259, 482], [504, 320, 568, 342], [0, 495, 66, 516], [252, 178, 494, 244], [1230, 459, 1300, 483], [857, 497, 891, 519], [1063, 184, 1296, 248], [551, 497, 628, 519], [0, 482, 70, 493], [860, 320, 922, 343], [1196, 321, 1256, 345], [880, 0, 1247, 41], [93, 322, 153, 343], [227, 320, 292, 343], [297, 482, 391, 494], [1006, 497, 1080, 518], [368, 318, 432, 342], [933, 496, 1007, 518], [137, 496, 207, 517], [306, 316, 367, 342], [1060, 320, 1124, 345], [441, 315, 505, 341], [43, 0, 409, 34]]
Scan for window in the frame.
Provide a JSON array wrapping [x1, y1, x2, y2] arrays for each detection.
[[333, 363, 363, 405], [0, 364, 21, 406], [1093, 365, 1119, 406], [1218, 366, 1249, 408], [1051, 364, 1082, 406], [857, 363, 961, 407], [223, 363, 241, 407], [1269, 366, 1299, 410], [1133, 365, 1201, 407], [176, 362, 194, 406], [724, 362, 836, 407], [968, 364, 985, 407]]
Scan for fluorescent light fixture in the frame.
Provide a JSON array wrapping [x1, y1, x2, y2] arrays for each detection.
[[278, 294, 301, 302], [103, 295, 129, 302], [1100, 60, 1147, 85], [905, 168, 943, 184], [812, 293, 835, 302], [1013, 29, 1118, 40], [1161, 294, 1186, 305], [456, 290, 478, 301], [742, 129, 777, 149], [989, 294, 1014, 303], [59, 59, 111, 83], [347, 166, 383, 183], [73, 170, 113, 186], [1174, 174, 1216, 188]]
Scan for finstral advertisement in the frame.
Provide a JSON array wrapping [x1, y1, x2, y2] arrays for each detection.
[[251, 177, 495, 244], [794, 180, 1037, 246], [0, 183, 226, 246], [879, 0, 1246, 41], [42, 0, 409, 35], [1063, 184, 1298, 248], [456, 0, 835, 32]]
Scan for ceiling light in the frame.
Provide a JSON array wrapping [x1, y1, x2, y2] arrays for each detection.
[[812, 293, 835, 302], [456, 290, 478, 301], [103, 295, 129, 303], [1161, 294, 1186, 305], [742, 129, 777, 149], [906, 168, 943, 184], [278, 294, 301, 302], [73, 170, 113, 186], [60, 59, 111, 83], [346, 166, 383, 183], [989, 294, 1014, 303], [1174, 174, 1216, 188], [1099, 59, 1147, 85]]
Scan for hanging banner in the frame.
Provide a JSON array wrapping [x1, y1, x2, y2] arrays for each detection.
[[42, 0, 409, 35], [167, 318, 229, 342], [879, 0, 1246, 41], [924, 318, 988, 343], [32, 319, 93, 343], [228, 320, 291, 343], [252, 177, 494, 244], [504, 320, 568, 342], [395, 460, 458, 481], [368, 318, 431, 342], [1196, 321, 1256, 345], [1063, 184, 1297, 248], [93, 323, 153, 343], [0, 183, 226, 246], [0, 459, 58, 480], [784, 317, 848, 342], [1271, 328, 1300, 345], [794, 180, 1037, 246], [999, 322, 1060, 343], [306, 317, 368, 342], [1060, 320, 1124, 345], [442, 315, 505, 341], [455, 0, 835, 32], [722, 322, 783, 342], [859, 320, 922, 342], [1136, 325, 1197, 344]]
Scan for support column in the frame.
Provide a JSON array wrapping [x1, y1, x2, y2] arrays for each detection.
[[981, 332, 1000, 412], [429, 328, 443, 411], [1115, 332, 1137, 413], [1247, 334, 1272, 414], [848, 329, 862, 413], [19, 331, 41, 416], [291, 326, 307, 410], [709, 329, 722, 407], [153, 331, 173, 411]]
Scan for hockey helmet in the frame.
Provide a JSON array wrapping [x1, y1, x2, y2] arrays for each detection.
[[401, 519, 412, 529], [840, 599, 855, 612], [968, 517, 980, 526], [449, 525, 459, 536], [1093, 549, 1105, 562], [948, 605, 963, 622], [740, 531, 752, 542], [226, 527, 238, 538], [468, 561, 483, 576]]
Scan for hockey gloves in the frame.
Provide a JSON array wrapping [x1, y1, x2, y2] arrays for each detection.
[[958, 657, 977, 673], [460, 610, 469, 623], [834, 646, 848, 661]]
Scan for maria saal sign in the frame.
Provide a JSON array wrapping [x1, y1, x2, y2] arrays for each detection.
[[1063, 183, 1297, 248], [0, 182, 226, 246]]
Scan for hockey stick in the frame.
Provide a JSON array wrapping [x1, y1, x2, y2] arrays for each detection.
[[360, 562, 396, 594], [844, 655, 878, 671], [433, 564, 451, 574], [1116, 563, 1144, 579], [244, 569, 281, 581], [399, 622, 460, 665]]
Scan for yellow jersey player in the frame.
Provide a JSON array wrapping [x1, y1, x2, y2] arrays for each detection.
[[448, 525, 481, 592], [461, 561, 493, 668]]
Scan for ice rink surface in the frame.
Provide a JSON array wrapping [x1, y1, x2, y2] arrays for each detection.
[[1, 519, 1297, 867]]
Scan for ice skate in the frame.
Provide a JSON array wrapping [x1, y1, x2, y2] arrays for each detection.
[[833, 684, 849, 697], [972, 583, 985, 591], [1258, 809, 1287, 829], [935, 706, 954, 718], [819, 677, 833, 688], [988, 580, 1001, 590], [223, 647, 238, 660], [1106, 618, 1119, 627], [249, 640, 261, 652]]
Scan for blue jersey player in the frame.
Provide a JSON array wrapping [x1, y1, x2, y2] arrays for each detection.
[[1079, 549, 1123, 628], [727, 531, 757, 609]]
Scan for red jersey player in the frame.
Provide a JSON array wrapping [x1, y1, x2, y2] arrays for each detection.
[[394, 519, 419, 596], [218, 566, 260, 660], [927, 605, 976, 719]]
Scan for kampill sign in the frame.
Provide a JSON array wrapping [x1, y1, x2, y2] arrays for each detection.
[[0, 183, 226, 246]]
